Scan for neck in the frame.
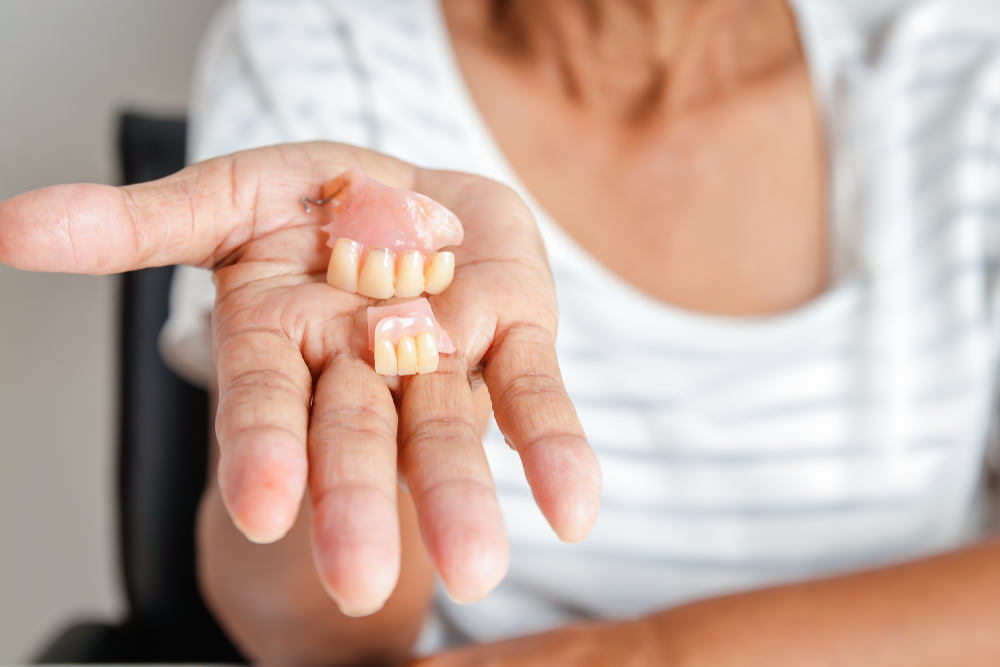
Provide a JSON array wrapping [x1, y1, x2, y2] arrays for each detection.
[[470, 0, 801, 120]]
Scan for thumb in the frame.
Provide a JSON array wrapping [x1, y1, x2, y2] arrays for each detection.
[[0, 142, 421, 276], [0, 157, 244, 275]]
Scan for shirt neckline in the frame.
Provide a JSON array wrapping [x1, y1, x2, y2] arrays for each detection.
[[423, 0, 857, 341]]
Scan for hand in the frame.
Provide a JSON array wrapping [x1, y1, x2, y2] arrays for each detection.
[[0, 142, 601, 615], [410, 619, 657, 667]]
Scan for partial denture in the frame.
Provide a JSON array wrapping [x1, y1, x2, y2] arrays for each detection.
[[367, 298, 455, 376], [315, 168, 463, 299]]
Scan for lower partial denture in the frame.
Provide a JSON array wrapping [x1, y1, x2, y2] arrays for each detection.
[[373, 338, 398, 376], [415, 332, 439, 374], [367, 298, 454, 377], [395, 336, 419, 375]]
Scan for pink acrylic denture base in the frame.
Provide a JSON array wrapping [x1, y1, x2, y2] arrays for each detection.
[[366, 299, 456, 354], [319, 167, 464, 254]]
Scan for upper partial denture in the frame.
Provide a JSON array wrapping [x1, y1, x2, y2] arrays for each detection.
[[367, 298, 455, 376], [318, 168, 463, 298]]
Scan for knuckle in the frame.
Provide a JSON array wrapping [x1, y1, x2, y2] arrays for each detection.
[[224, 367, 305, 398], [404, 416, 479, 450], [312, 404, 396, 442], [493, 372, 566, 408], [410, 476, 494, 506]]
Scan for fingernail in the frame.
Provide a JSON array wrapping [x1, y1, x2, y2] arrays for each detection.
[[320, 578, 390, 617]]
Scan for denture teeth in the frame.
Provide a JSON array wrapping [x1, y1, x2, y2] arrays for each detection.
[[423, 251, 455, 295], [374, 338, 398, 376], [327, 237, 362, 293], [416, 332, 439, 374], [395, 250, 426, 298], [396, 335, 419, 375], [372, 333, 437, 376], [327, 241, 456, 298], [357, 248, 396, 299]]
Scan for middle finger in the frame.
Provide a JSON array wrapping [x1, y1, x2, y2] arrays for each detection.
[[308, 354, 400, 616]]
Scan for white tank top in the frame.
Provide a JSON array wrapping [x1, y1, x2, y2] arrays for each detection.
[[162, 0, 1000, 650]]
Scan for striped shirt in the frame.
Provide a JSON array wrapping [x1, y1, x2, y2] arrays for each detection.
[[161, 0, 1000, 651]]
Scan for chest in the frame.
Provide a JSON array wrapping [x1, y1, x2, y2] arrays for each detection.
[[457, 52, 829, 316]]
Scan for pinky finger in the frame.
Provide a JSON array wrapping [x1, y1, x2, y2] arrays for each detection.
[[483, 323, 601, 542]]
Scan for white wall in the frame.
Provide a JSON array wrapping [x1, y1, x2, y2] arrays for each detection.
[[0, 1, 222, 660]]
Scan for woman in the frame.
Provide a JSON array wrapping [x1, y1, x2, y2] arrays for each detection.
[[4, 0, 1000, 664]]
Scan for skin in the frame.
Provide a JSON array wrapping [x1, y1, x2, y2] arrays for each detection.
[[0, 143, 600, 664], [415, 1, 1000, 665], [2, 0, 996, 665], [449, 0, 828, 316], [419, 538, 1000, 666]]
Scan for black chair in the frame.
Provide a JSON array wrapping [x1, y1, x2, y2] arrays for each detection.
[[33, 113, 243, 663]]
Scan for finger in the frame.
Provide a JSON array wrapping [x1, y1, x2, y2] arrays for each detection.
[[0, 160, 255, 274], [483, 323, 601, 543], [0, 142, 417, 274], [214, 327, 311, 543], [398, 355, 509, 603], [309, 355, 401, 616]]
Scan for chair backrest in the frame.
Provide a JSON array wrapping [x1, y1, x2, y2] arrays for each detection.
[[116, 112, 240, 661]]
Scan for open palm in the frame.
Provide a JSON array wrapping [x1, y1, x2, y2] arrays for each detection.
[[0, 141, 600, 615]]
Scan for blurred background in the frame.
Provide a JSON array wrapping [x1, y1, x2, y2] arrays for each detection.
[[0, 1, 221, 660]]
